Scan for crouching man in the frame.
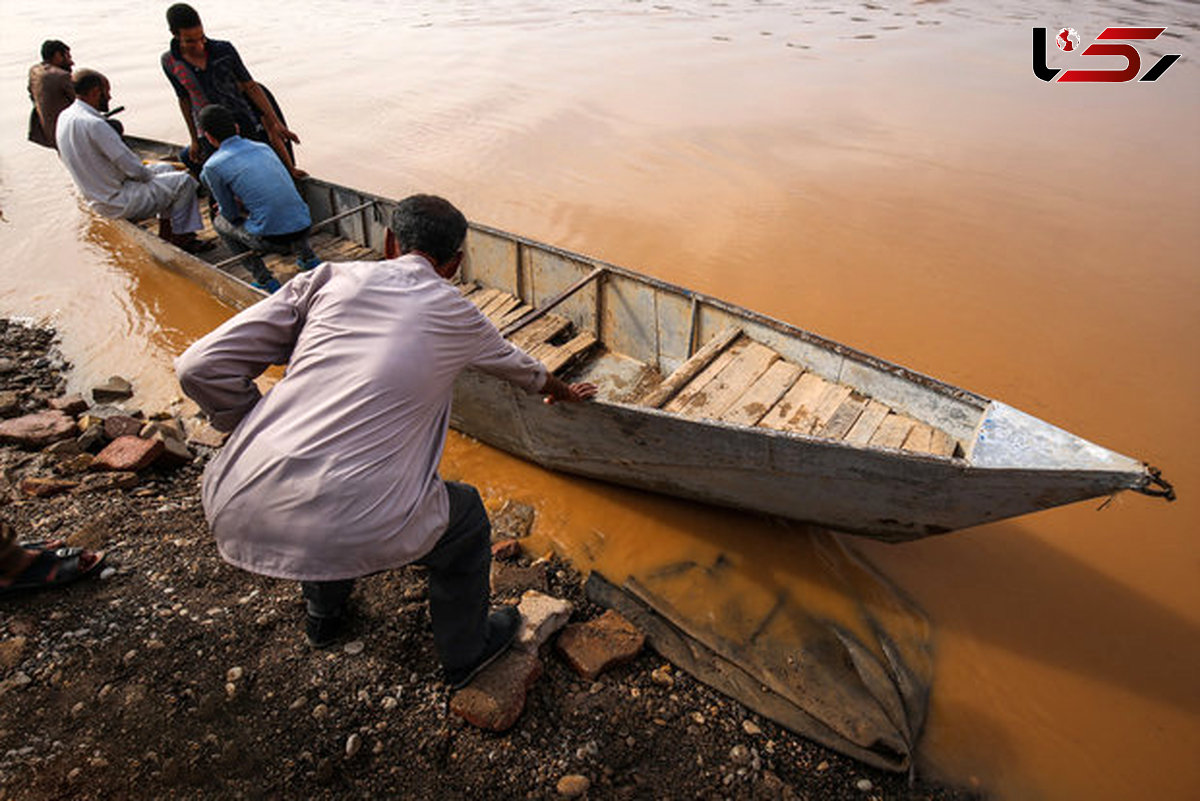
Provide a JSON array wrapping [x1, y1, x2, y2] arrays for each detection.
[[197, 104, 320, 293], [176, 194, 596, 687], [56, 69, 209, 252]]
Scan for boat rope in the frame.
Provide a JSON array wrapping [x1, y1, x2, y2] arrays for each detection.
[[1135, 465, 1176, 501]]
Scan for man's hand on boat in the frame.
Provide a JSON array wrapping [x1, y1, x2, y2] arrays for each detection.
[[541, 374, 597, 405]]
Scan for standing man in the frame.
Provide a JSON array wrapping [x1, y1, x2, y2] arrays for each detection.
[[197, 104, 320, 293], [161, 3, 305, 178], [28, 40, 74, 149], [176, 195, 596, 687], [56, 69, 210, 253]]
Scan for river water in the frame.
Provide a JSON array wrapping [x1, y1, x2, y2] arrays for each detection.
[[1, 1, 1197, 798]]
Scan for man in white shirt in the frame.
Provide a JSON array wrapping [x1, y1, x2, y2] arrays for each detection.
[[177, 194, 596, 687], [56, 69, 210, 252]]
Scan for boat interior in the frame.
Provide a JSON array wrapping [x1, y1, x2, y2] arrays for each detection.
[[128, 138, 982, 460]]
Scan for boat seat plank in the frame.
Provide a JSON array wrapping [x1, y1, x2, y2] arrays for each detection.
[[509, 314, 573, 351], [757, 372, 832, 431], [817, 395, 869, 440], [483, 295, 523, 324], [468, 288, 505, 311], [542, 332, 599, 374], [642, 327, 743, 409], [678, 341, 781, 421], [928, 429, 958, 457], [785, 383, 852, 435], [663, 339, 750, 413], [843, 400, 892, 445], [458, 281, 480, 296], [870, 414, 918, 450], [478, 291, 515, 318], [495, 303, 535, 330], [902, 422, 934, 453], [719, 360, 803, 427]]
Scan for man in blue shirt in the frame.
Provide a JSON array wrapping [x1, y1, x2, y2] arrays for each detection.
[[198, 104, 319, 293]]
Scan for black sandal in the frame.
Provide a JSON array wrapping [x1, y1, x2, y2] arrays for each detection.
[[0, 546, 105, 597]]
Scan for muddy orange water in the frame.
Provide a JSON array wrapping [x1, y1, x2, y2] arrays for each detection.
[[2, 2, 1198, 798]]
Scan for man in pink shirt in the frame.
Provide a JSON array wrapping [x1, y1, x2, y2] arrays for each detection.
[[177, 195, 595, 687]]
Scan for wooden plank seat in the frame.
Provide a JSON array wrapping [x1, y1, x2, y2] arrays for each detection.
[[646, 329, 959, 457], [465, 286, 598, 376]]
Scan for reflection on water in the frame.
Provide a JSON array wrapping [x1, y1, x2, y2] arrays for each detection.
[[1, 2, 1197, 799]]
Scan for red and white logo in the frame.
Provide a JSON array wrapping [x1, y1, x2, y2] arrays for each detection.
[[1056, 28, 1081, 52], [1034, 27, 1182, 82]]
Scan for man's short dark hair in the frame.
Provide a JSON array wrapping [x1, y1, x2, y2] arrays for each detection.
[[167, 3, 203, 34], [72, 69, 106, 96], [41, 40, 69, 63], [198, 104, 237, 142], [390, 195, 468, 266]]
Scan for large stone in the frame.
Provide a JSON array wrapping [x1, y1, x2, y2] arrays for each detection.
[[91, 376, 133, 403], [515, 591, 574, 654], [20, 476, 80, 498], [56, 453, 96, 475], [0, 391, 21, 417], [556, 610, 645, 681], [76, 426, 106, 453], [491, 538, 523, 561], [92, 436, 163, 472], [140, 419, 185, 442], [449, 650, 542, 732], [104, 415, 143, 441], [0, 636, 28, 670], [491, 500, 535, 540], [490, 561, 548, 599], [185, 421, 227, 449], [48, 394, 89, 416], [0, 410, 77, 449]]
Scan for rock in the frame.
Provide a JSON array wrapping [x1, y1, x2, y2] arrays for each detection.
[[345, 733, 362, 759], [151, 433, 192, 468], [91, 376, 133, 403], [75, 472, 139, 494], [491, 499, 535, 539], [99, 567, 117, 580], [56, 453, 95, 475], [140, 419, 185, 442], [556, 610, 645, 681], [0, 391, 21, 417], [515, 590, 573, 653], [76, 426, 106, 453], [0, 410, 77, 448], [344, 640, 365, 656], [0, 358, 17, 375], [743, 720, 762, 736], [226, 667, 244, 682], [730, 744, 751, 765], [0, 671, 33, 697], [65, 519, 113, 550], [20, 476, 80, 497], [312, 703, 329, 720], [92, 436, 163, 472], [491, 538, 523, 561], [449, 650, 542, 732], [650, 665, 674, 688], [490, 561, 548, 599], [556, 774, 591, 798], [103, 415, 143, 441], [0, 636, 28, 670], [185, 420, 227, 449], [855, 778, 873, 792], [45, 438, 82, 457], [48, 394, 89, 416]]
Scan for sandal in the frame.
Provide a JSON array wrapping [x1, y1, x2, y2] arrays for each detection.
[[0, 546, 105, 597]]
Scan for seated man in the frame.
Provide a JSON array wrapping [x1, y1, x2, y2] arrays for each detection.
[[197, 104, 319, 293], [56, 69, 211, 252], [162, 3, 304, 178], [28, 39, 74, 150], [176, 194, 596, 686]]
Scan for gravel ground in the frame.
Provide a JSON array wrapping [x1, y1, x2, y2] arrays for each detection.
[[0, 319, 983, 800]]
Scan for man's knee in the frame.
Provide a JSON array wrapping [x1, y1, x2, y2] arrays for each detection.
[[446, 482, 490, 546]]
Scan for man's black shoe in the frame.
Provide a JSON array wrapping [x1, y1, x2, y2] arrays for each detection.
[[445, 606, 521, 690], [305, 611, 345, 649]]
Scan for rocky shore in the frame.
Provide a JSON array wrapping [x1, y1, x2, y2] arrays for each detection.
[[0, 319, 981, 800]]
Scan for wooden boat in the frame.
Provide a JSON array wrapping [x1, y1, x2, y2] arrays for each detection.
[[120, 136, 1174, 542]]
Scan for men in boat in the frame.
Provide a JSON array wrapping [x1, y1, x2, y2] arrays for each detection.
[[176, 194, 596, 686], [161, 3, 304, 178], [27, 40, 74, 149], [56, 69, 212, 253], [197, 104, 320, 293]]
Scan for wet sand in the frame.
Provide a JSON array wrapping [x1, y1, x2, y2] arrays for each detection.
[[1, 2, 1198, 798]]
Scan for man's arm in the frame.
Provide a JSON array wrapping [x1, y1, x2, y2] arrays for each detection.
[[176, 270, 326, 431], [468, 306, 596, 403], [91, 119, 154, 182], [200, 164, 240, 223], [237, 78, 302, 175], [176, 95, 201, 159]]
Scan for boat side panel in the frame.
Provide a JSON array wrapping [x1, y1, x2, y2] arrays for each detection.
[[464, 228, 520, 297], [655, 290, 693, 375], [451, 369, 1144, 539], [696, 303, 845, 384], [527, 248, 596, 334]]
